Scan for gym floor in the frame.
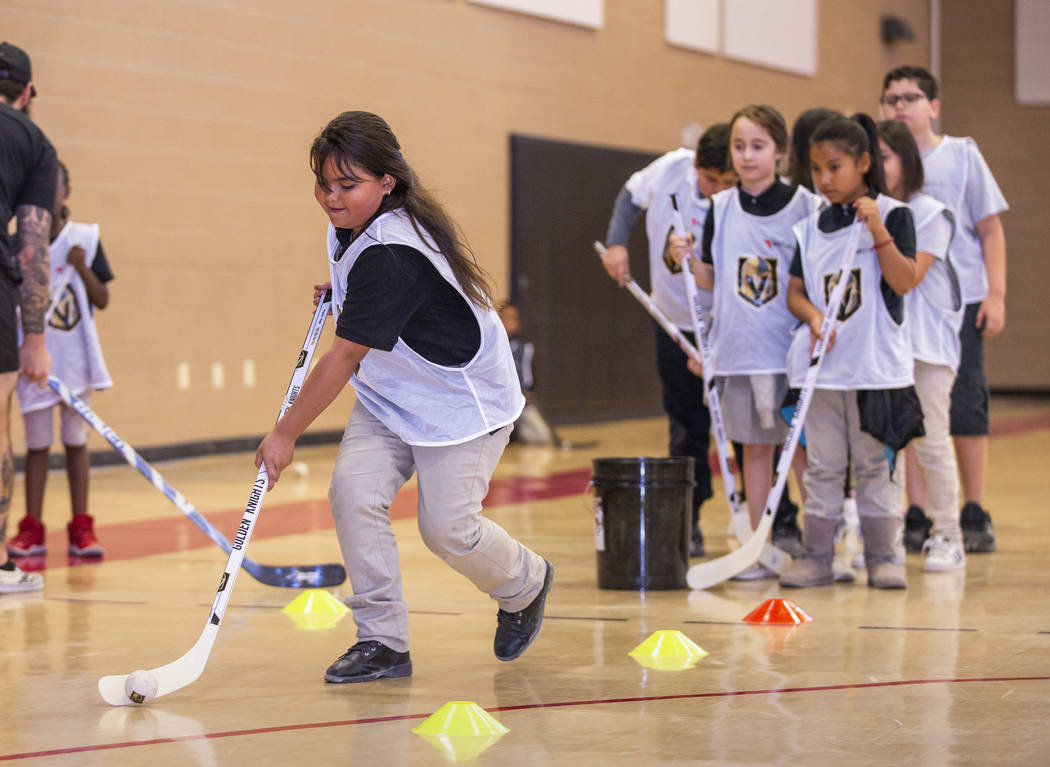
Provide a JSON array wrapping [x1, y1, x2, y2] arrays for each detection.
[[2, 396, 1049, 765]]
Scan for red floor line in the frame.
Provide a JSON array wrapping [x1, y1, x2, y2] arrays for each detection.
[[3, 675, 1047, 761]]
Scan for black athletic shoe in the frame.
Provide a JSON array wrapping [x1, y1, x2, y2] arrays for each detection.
[[903, 504, 933, 552], [960, 502, 996, 553], [772, 498, 804, 557], [324, 641, 412, 683], [494, 561, 553, 661], [689, 527, 705, 558]]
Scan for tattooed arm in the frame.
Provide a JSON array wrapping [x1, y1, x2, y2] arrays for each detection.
[[15, 204, 52, 386]]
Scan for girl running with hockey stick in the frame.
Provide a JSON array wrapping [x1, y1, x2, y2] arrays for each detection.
[[670, 105, 821, 579], [780, 113, 921, 589], [877, 119, 965, 572], [256, 111, 552, 684]]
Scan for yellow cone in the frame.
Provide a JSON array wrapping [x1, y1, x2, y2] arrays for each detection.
[[628, 629, 709, 671], [281, 589, 349, 631], [412, 701, 509, 736], [412, 702, 508, 763]]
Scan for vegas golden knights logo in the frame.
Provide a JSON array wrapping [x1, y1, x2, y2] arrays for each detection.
[[48, 284, 81, 332], [822, 268, 862, 321], [296, 350, 307, 369], [661, 226, 682, 274], [736, 255, 777, 307]]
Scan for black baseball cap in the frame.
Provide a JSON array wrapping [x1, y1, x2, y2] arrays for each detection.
[[0, 41, 37, 97]]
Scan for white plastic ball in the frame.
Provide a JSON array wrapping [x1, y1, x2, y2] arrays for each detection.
[[290, 461, 310, 478], [125, 670, 159, 705]]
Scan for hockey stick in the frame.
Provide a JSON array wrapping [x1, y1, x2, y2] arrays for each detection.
[[98, 292, 335, 705], [50, 296, 341, 590], [687, 222, 864, 589], [594, 240, 787, 571], [668, 196, 789, 574]]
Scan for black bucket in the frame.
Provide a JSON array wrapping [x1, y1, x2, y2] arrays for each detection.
[[591, 457, 694, 590]]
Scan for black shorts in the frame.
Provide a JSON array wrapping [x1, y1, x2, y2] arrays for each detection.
[[0, 276, 18, 373], [949, 302, 989, 436]]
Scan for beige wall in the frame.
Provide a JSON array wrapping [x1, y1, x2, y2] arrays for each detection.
[[7, 0, 934, 449], [939, 0, 1050, 390]]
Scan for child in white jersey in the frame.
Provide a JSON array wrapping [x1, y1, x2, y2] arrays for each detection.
[[878, 120, 965, 572], [671, 105, 821, 579], [781, 113, 920, 590], [256, 111, 551, 684], [600, 124, 737, 557], [881, 65, 1008, 553], [7, 160, 113, 560]]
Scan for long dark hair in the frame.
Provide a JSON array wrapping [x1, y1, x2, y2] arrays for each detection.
[[810, 112, 886, 195], [788, 107, 840, 190], [310, 111, 494, 308], [876, 119, 924, 199]]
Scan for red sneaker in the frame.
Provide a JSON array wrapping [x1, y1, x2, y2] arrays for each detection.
[[68, 514, 104, 557], [8, 515, 46, 556]]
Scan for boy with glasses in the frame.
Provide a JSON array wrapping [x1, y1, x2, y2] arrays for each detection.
[[881, 65, 1007, 553]]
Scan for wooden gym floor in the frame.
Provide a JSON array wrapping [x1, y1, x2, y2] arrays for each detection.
[[2, 396, 1049, 765]]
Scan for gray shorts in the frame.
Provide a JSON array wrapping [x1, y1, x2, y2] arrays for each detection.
[[716, 373, 789, 445]]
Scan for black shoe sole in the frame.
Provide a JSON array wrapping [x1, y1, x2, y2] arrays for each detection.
[[496, 561, 554, 662]]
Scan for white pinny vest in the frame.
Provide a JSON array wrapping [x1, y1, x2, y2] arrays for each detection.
[[327, 210, 524, 446], [708, 185, 822, 375], [16, 221, 113, 413], [793, 195, 915, 390], [632, 151, 712, 329], [906, 193, 962, 370]]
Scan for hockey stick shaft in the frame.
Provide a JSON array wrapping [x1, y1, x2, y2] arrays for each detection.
[[687, 222, 864, 588], [98, 294, 334, 704]]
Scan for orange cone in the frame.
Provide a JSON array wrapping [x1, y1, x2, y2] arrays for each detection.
[[742, 597, 813, 625]]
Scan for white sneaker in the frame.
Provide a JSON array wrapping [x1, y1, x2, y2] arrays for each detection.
[[922, 535, 967, 572], [0, 562, 44, 593], [732, 562, 777, 580]]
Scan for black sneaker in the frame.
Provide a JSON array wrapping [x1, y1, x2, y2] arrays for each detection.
[[689, 527, 705, 558], [494, 561, 553, 661], [960, 502, 996, 552], [324, 641, 412, 683], [772, 498, 803, 557], [903, 504, 932, 552]]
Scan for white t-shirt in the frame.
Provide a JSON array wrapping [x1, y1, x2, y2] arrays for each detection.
[[624, 148, 711, 329], [921, 136, 1007, 304], [906, 192, 963, 370]]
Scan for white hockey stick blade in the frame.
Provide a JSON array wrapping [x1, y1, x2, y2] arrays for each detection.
[[98, 619, 219, 705]]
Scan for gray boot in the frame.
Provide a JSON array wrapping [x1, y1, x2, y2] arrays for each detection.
[[860, 515, 907, 589], [780, 515, 838, 588]]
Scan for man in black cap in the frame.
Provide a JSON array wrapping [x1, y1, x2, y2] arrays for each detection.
[[0, 41, 54, 592]]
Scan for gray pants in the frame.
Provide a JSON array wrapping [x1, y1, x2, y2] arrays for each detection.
[[329, 400, 547, 652], [804, 389, 896, 521]]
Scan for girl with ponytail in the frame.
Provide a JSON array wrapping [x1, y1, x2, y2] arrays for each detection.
[[780, 112, 922, 590], [257, 111, 552, 684]]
